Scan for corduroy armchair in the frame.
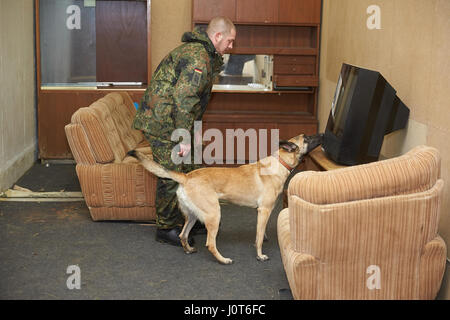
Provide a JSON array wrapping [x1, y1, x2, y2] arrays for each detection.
[[65, 92, 157, 221], [278, 145, 447, 299]]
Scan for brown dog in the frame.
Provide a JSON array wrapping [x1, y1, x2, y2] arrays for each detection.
[[129, 133, 323, 264]]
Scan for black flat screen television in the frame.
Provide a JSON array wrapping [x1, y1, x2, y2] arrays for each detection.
[[323, 63, 410, 166]]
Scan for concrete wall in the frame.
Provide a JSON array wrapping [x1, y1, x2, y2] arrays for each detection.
[[318, 0, 450, 299], [0, 0, 37, 192]]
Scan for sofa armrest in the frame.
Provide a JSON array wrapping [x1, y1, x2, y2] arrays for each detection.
[[65, 123, 96, 164], [288, 145, 441, 205], [278, 208, 320, 299], [419, 235, 447, 299]]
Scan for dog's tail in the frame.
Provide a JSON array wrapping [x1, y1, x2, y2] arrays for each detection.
[[127, 150, 187, 184]]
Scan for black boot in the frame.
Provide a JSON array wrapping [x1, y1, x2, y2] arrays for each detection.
[[156, 226, 194, 247], [191, 221, 223, 235], [191, 221, 207, 235]]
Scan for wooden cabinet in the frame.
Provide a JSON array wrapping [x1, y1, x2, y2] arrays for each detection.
[[236, 0, 278, 23], [194, 0, 322, 25], [273, 56, 316, 75], [95, 0, 148, 83], [193, 0, 236, 22], [278, 0, 322, 24], [193, 0, 322, 164], [273, 55, 318, 89]]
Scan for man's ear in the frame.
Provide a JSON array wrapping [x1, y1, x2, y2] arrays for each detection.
[[215, 32, 223, 43]]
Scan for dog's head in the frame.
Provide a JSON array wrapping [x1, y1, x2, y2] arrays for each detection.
[[278, 133, 324, 167]]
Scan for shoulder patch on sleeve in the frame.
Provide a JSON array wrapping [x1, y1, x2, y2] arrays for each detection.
[[192, 68, 203, 87]]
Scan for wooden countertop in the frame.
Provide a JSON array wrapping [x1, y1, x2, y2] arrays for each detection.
[[308, 147, 348, 171]]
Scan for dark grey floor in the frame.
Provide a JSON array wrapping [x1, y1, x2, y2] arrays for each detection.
[[0, 162, 292, 300]]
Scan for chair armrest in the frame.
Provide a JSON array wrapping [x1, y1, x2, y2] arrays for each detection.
[[65, 123, 96, 164], [278, 208, 320, 299], [419, 235, 447, 299]]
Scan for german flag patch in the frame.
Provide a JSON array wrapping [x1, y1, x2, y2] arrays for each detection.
[[192, 68, 203, 87]]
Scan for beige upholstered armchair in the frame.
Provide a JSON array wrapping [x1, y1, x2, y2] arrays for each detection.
[[65, 92, 157, 221], [278, 145, 447, 299]]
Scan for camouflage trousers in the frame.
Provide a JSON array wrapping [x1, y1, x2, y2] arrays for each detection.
[[144, 133, 200, 229]]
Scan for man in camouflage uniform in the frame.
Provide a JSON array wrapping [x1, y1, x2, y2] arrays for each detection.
[[132, 17, 236, 246]]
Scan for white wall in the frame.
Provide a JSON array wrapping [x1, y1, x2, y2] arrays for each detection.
[[0, 0, 37, 192]]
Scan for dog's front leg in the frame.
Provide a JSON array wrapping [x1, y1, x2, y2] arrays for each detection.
[[255, 206, 273, 261]]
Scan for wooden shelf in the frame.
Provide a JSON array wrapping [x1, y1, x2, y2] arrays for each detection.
[[308, 147, 348, 171], [212, 89, 315, 94], [41, 86, 147, 92], [230, 47, 318, 55]]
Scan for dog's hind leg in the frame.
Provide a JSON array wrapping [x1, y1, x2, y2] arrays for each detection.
[[177, 190, 198, 254], [204, 209, 233, 265], [180, 186, 232, 265], [179, 210, 197, 254]]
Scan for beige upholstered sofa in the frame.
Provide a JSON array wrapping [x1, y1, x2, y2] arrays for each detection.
[[278, 145, 447, 299], [65, 92, 157, 221]]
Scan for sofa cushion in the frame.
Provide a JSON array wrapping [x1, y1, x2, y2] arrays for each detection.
[[71, 106, 116, 164], [288, 145, 441, 205], [89, 99, 127, 163], [99, 92, 143, 153], [70, 92, 145, 164]]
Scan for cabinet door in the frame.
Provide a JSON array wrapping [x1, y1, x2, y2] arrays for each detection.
[[96, 0, 148, 83], [236, 0, 278, 23], [279, 0, 322, 24], [193, 0, 236, 22]]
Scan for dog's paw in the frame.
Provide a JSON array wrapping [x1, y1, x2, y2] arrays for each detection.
[[185, 247, 197, 254], [257, 254, 270, 262], [221, 258, 233, 265]]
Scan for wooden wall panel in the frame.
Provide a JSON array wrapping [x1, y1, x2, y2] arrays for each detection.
[[38, 90, 144, 159], [202, 120, 317, 163]]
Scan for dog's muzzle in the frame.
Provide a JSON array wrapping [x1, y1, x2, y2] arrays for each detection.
[[304, 133, 324, 153]]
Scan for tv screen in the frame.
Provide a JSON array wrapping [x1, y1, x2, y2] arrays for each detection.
[[323, 63, 410, 165]]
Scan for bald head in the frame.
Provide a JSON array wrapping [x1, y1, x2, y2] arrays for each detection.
[[206, 16, 236, 56], [206, 16, 235, 38]]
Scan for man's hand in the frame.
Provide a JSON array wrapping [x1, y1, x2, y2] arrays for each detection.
[[177, 143, 191, 157]]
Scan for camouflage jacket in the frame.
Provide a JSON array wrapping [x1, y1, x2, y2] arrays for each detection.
[[132, 27, 223, 142]]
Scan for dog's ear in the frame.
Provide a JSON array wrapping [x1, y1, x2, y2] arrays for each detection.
[[280, 140, 299, 153]]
